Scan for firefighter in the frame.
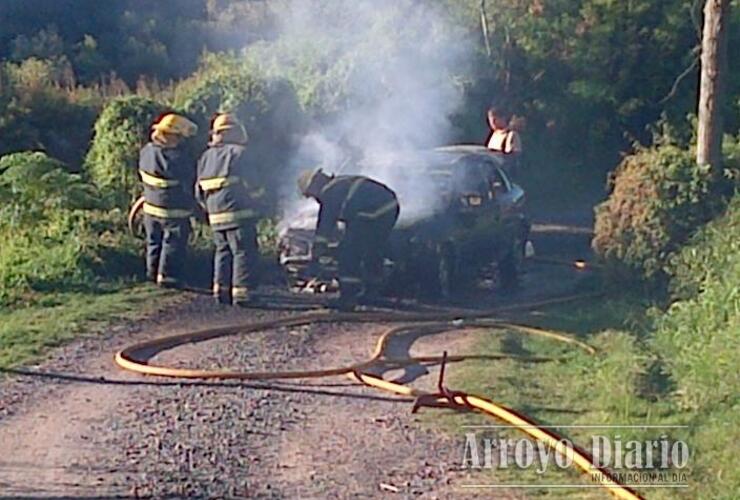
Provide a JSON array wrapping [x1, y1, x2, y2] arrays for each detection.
[[139, 113, 198, 288], [196, 113, 264, 306], [297, 169, 399, 310]]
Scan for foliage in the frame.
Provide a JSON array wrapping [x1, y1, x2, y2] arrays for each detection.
[[652, 195, 740, 411], [0, 212, 95, 305], [173, 53, 305, 208], [646, 195, 740, 497], [84, 96, 169, 207], [1, 0, 738, 174], [0, 152, 98, 221], [245, 37, 349, 118], [0, 1, 214, 84], [446, 0, 740, 159], [592, 133, 735, 282], [0, 151, 139, 307], [0, 58, 100, 166]]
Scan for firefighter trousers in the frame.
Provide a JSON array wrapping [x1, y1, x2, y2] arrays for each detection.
[[213, 223, 258, 304], [144, 215, 190, 286], [337, 208, 399, 300]]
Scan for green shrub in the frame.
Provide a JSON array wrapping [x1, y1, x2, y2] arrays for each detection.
[[0, 212, 95, 304], [0, 151, 139, 306], [668, 191, 740, 301], [593, 138, 733, 283], [0, 58, 100, 167], [652, 194, 740, 411], [0, 151, 99, 224], [84, 95, 168, 207], [173, 53, 268, 120], [173, 53, 305, 210], [649, 195, 740, 497], [246, 37, 355, 118]]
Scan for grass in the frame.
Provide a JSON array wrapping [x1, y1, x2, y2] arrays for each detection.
[[0, 282, 183, 370], [422, 296, 702, 499]]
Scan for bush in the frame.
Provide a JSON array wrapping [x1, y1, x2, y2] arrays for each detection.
[[0, 212, 95, 304], [0, 151, 98, 223], [0, 58, 100, 167], [649, 194, 740, 497], [593, 137, 734, 283], [0, 151, 139, 306], [84, 95, 169, 207], [652, 195, 740, 411], [173, 53, 306, 210]]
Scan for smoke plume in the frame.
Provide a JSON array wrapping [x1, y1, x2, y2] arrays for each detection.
[[252, 0, 475, 228]]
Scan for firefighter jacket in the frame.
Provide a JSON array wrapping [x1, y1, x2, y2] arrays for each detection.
[[139, 142, 197, 219], [314, 175, 399, 245], [196, 143, 265, 231]]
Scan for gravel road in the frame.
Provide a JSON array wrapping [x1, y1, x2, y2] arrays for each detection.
[[0, 220, 591, 499], [0, 296, 524, 499]]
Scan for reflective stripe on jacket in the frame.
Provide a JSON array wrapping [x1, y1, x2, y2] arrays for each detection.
[[138, 142, 196, 217], [315, 175, 399, 241], [196, 143, 265, 230], [142, 202, 191, 219]]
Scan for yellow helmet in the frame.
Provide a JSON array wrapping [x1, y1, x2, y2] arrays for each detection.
[[152, 113, 198, 137], [211, 113, 242, 133]]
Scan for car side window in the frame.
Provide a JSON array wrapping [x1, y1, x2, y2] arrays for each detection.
[[490, 166, 510, 197]]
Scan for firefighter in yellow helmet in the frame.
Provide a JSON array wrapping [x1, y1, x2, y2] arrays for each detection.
[[196, 113, 266, 306], [139, 113, 198, 287]]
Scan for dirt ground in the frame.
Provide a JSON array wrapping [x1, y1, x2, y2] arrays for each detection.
[[0, 216, 592, 499]]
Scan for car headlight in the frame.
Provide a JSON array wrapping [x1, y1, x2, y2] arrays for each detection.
[[463, 194, 483, 206]]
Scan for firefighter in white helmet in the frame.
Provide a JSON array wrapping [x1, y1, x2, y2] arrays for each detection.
[[196, 113, 266, 306], [297, 168, 399, 310], [138, 112, 198, 287]]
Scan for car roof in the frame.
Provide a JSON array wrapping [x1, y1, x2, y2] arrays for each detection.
[[433, 144, 507, 165], [362, 145, 505, 170], [434, 144, 500, 155]]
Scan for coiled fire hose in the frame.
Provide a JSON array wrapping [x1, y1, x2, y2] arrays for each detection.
[[114, 294, 643, 500]]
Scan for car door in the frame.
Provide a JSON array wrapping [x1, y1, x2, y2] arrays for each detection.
[[482, 162, 523, 258]]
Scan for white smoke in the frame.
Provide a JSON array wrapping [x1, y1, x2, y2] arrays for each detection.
[[252, 0, 475, 228]]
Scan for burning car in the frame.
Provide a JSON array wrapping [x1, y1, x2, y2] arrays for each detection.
[[279, 145, 530, 297]]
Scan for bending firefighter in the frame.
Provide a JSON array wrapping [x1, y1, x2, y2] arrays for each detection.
[[138, 113, 198, 287], [196, 113, 265, 306], [298, 169, 399, 310]]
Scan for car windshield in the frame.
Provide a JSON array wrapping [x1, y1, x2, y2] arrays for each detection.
[[358, 151, 492, 226], [426, 154, 491, 192]]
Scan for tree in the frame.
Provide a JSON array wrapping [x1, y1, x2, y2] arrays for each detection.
[[696, 0, 730, 172]]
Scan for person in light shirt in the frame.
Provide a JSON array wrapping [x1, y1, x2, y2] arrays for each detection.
[[485, 108, 522, 178], [485, 108, 522, 155]]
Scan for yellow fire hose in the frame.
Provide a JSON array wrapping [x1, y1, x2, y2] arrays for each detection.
[[114, 293, 642, 500]]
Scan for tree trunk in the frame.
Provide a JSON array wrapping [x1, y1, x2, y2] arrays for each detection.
[[480, 0, 491, 57], [696, 0, 729, 172]]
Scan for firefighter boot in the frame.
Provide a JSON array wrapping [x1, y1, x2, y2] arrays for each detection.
[[327, 295, 357, 312], [213, 284, 231, 306], [330, 277, 362, 311], [232, 286, 253, 307]]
